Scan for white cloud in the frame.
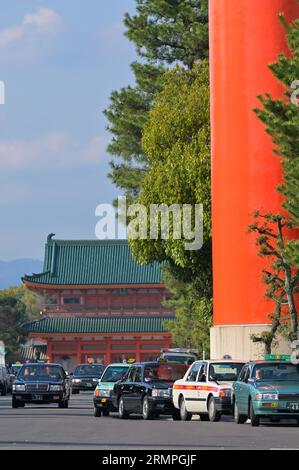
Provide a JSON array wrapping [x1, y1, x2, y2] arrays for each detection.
[[0, 133, 109, 170], [81, 135, 109, 164], [0, 7, 62, 63]]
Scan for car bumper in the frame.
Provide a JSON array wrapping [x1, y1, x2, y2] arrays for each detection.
[[93, 396, 115, 411], [12, 392, 65, 403], [148, 397, 177, 415], [215, 397, 233, 415], [72, 383, 97, 391], [253, 400, 299, 417]]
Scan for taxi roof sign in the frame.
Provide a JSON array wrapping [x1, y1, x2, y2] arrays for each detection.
[[127, 358, 136, 364], [264, 354, 291, 361]]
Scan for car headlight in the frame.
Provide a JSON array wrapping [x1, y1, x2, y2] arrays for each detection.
[[92, 378, 99, 382], [73, 379, 81, 383], [50, 385, 63, 391], [13, 384, 26, 391], [256, 393, 278, 401], [152, 389, 171, 398]]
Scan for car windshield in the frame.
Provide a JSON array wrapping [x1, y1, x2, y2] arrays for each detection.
[[210, 363, 244, 381], [11, 365, 22, 375], [74, 365, 104, 377], [162, 355, 196, 365], [144, 363, 188, 382], [253, 363, 299, 382], [101, 366, 129, 383], [19, 365, 63, 380]]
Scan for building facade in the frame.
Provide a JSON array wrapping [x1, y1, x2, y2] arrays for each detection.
[[22, 236, 174, 371]]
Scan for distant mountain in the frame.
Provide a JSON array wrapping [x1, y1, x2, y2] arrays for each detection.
[[0, 259, 43, 289]]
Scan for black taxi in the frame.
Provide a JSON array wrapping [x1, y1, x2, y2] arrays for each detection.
[[12, 363, 70, 408], [112, 361, 188, 420]]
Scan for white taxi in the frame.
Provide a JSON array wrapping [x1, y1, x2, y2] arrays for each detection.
[[173, 360, 245, 421]]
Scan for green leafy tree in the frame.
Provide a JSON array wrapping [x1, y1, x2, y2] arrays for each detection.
[[163, 266, 212, 355], [124, 0, 209, 68], [129, 62, 212, 350], [255, 13, 299, 268], [104, 63, 164, 206], [0, 292, 27, 357], [2, 285, 43, 320], [105, 0, 209, 206]]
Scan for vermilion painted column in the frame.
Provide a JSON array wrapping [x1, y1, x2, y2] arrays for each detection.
[[209, 0, 299, 357]]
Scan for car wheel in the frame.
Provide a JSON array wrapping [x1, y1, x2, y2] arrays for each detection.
[[179, 397, 192, 421], [142, 396, 155, 420], [172, 410, 181, 421], [234, 400, 247, 424], [118, 397, 129, 419], [94, 406, 102, 417], [208, 397, 221, 422], [102, 409, 110, 417], [199, 413, 209, 421], [12, 398, 19, 409], [249, 400, 260, 427]]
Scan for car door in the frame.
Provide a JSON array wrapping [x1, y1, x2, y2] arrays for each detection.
[[196, 362, 210, 413], [121, 367, 136, 411], [182, 362, 203, 413], [130, 366, 144, 413], [235, 365, 250, 414]]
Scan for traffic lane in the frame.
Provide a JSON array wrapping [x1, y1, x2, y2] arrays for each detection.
[[0, 394, 299, 450]]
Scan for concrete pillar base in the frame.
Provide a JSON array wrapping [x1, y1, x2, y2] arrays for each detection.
[[210, 325, 291, 361]]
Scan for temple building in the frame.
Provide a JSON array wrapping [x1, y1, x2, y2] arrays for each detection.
[[22, 235, 174, 371]]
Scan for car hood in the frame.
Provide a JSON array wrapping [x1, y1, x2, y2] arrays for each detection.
[[255, 382, 299, 393], [73, 375, 99, 380]]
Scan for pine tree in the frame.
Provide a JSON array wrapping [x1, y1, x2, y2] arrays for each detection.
[[124, 0, 209, 68], [255, 14, 299, 268], [105, 0, 209, 205], [104, 63, 164, 205]]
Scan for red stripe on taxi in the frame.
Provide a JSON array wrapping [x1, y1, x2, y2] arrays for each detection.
[[173, 385, 219, 392]]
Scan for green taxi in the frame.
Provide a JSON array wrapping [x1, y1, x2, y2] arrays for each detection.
[[93, 363, 130, 417], [232, 356, 299, 426]]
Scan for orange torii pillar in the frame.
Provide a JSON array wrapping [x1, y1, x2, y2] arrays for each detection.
[[209, 0, 299, 359]]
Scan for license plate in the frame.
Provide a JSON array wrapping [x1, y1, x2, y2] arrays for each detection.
[[86, 383, 92, 387], [286, 402, 299, 411], [32, 395, 43, 401]]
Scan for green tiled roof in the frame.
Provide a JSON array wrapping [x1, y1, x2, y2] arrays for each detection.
[[23, 237, 162, 286], [22, 315, 175, 335]]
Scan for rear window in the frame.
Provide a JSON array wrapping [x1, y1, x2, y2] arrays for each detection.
[[162, 355, 196, 365], [210, 363, 245, 381], [74, 364, 104, 377], [144, 363, 188, 382]]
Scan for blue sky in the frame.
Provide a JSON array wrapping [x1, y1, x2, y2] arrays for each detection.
[[0, 0, 137, 260]]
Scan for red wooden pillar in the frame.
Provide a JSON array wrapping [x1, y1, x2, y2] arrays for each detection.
[[135, 337, 141, 362], [105, 337, 112, 365], [76, 338, 82, 364], [209, 0, 299, 358], [46, 339, 53, 363]]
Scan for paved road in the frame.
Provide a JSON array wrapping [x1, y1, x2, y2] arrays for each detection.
[[0, 393, 299, 450]]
